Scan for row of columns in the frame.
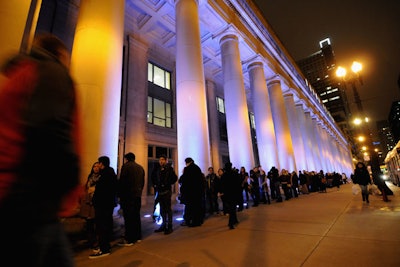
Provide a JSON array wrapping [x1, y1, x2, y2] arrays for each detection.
[[175, 0, 352, 175]]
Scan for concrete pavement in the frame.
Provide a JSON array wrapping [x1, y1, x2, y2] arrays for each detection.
[[70, 182, 400, 267]]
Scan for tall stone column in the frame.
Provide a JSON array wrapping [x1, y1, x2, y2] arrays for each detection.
[[175, 0, 210, 173], [312, 117, 325, 171], [284, 92, 306, 172], [316, 122, 330, 172], [304, 111, 321, 171], [70, 0, 125, 176], [248, 61, 278, 170], [0, 1, 37, 83], [295, 102, 313, 171], [219, 30, 254, 170], [205, 80, 221, 170], [267, 78, 296, 171]]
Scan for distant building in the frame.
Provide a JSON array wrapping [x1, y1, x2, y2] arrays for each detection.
[[377, 120, 396, 154], [388, 101, 400, 143], [297, 38, 351, 138]]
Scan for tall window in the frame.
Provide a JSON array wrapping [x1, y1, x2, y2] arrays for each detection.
[[147, 97, 171, 128], [148, 62, 171, 90], [216, 96, 225, 113]]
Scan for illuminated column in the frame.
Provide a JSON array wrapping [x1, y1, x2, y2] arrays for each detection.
[[0, 1, 37, 83], [175, 0, 210, 173], [284, 92, 306, 172], [311, 115, 325, 171], [316, 123, 330, 172], [325, 130, 337, 172], [123, 36, 149, 202], [219, 31, 254, 170], [304, 111, 321, 171], [329, 132, 341, 172], [205, 80, 221, 170], [70, 0, 125, 175], [248, 61, 278, 170], [267, 78, 296, 171], [295, 102, 313, 171]]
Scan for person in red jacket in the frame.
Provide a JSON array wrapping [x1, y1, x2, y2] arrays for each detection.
[[0, 34, 81, 267]]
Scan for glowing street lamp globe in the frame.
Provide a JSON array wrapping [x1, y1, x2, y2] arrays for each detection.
[[351, 61, 362, 73]]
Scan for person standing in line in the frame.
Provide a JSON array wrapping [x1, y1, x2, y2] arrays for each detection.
[[151, 155, 178, 234], [290, 171, 299, 197], [0, 34, 81, 267], [219, 162, 240, 229], [118, 152, 145, 246], [179, 157, 205, 227], [239, 166, 250, 210], [89, 156, 118, 258], [79, 162, 101, 250], [353, 162, 372, 204], [205, 167, 218, 215], [216, 168, 226, 215]]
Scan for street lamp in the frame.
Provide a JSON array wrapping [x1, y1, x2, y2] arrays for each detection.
[[336, 61, 364, 113]]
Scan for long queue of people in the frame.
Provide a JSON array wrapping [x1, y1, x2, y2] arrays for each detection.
[[77, 153, 347, 259], [177, 162, 347, 232]]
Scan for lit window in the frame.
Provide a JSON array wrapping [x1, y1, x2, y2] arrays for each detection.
[[329, 96, 340, 101], [147, 96, 172, 128], [216, 97, 225, 114], [250, 113, 256, 129], [148, 62, 171, 90]]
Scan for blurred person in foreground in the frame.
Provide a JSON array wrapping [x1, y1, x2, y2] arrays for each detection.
[[0, 34, 81, 267]]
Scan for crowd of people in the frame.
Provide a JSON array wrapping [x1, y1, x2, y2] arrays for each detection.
[[77, 154, 351, 259]]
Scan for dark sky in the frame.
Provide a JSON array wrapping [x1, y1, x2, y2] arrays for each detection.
[[253, 0, 400, 123]]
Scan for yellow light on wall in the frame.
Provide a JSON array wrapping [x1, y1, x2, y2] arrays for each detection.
[[357, 136, 365, 142]]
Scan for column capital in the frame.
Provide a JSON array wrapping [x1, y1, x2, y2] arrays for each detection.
[[245, 54, 276, 79], [172, 0, 204, 6], [214, 24, 241, 46], [266, 75, 281, 87]]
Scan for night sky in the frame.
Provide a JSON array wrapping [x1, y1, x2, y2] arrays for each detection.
[[253, 0, 400, 124]]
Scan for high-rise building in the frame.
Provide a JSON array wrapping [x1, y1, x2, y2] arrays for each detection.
[[388, 100, 400, 143], [297, 38, 351, 138]]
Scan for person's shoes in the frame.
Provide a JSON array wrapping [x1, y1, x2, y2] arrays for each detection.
[[228, 224, 235, 230], [117, 239, 134, 247], [164, 228, 173, 235], [91, 247, 100, 253], [180, 221, 188, 226], [154, 226, 165, 233], [89, 250, 110, 259]]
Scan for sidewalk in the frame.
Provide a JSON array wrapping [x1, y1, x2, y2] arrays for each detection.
[[69, 182, 400, 267]]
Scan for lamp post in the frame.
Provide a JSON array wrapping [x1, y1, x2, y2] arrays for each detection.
[[336, 61, 364, 114], [336, 61, 372, 165]]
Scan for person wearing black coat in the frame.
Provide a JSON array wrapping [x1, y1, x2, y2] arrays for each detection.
[[219, 162, 241, 229], [151, 155, 178, 234], [353, 162, 371, 203], [91, 156, 118, 258], [179, 157, 205, 227]]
